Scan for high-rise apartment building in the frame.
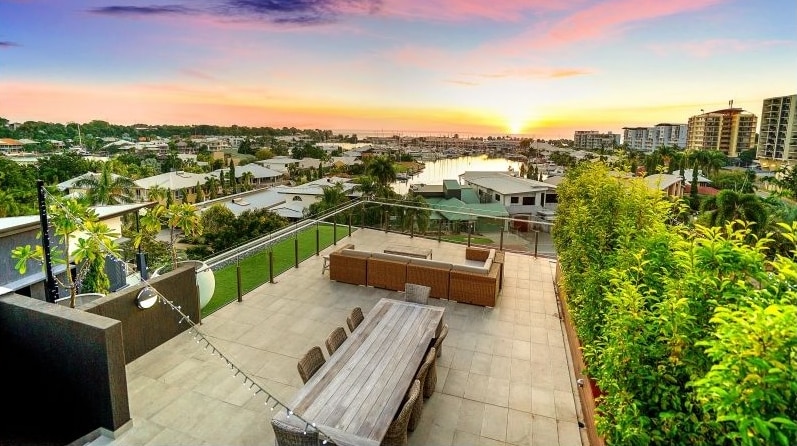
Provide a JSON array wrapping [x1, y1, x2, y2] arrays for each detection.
[[686, 108, 757, 158], [757, 94, 797, 170], [622, 123, 687, 152], [573, 130, 620, 150]]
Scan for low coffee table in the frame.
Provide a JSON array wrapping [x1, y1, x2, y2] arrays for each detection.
[[384, 245, 433, 259]]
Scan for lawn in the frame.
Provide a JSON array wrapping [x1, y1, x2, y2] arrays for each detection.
[[202, 224, 352, 316], [439, 234, 493, 245]]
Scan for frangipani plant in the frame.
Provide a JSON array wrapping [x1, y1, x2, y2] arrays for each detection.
[[136, 202, 202, 269], [11, 197, 120, 308]]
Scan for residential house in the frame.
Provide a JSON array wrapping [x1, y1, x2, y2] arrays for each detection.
[[0, 138, 24, 154], [643, 173, 684, 197], [459, 171, 558, 219], [133, 171, 211, 203]]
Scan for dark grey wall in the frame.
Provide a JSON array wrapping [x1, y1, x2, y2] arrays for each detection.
[[0, 294, 129, 445], [0, 264, 200, 445], [81, 264, 200, 363]]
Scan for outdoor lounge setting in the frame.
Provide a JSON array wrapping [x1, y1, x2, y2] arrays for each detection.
[[106, 228, 584, 446]]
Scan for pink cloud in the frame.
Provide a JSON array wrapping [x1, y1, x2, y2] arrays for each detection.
[[377, 0, 576, 22], [491, 0, 726, 53], [473, 67, 592, 79]]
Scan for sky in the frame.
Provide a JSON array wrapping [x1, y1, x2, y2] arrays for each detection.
[[0, 0, 795, 139]]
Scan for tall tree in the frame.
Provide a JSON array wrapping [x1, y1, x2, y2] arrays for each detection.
[[229, 159, 237, 194], [689, 150, 726, 203], [700, 190, 769, 232], [74, 162, 137, 205], [366, 156, 396, 186]]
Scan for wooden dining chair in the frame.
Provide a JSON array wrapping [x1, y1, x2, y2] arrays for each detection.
[[271, 418, 319, 446], [408, 347, 435, 431], [404, 283, 430, 305], [325, 326, 348, 356], [347, 307, 364, 332], [381, 379, 420, 446], [297, 346, 325, 384]]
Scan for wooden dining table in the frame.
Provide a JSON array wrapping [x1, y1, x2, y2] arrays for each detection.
[[274, 298, 444, 446]]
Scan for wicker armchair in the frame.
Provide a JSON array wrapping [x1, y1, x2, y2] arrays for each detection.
[[433, 323, 448, 359], [325, 327, 348, 356], [408, 347, 435, 431], [297, 346, 325, 384], [271, 418, 319, 446], [381, 380, 420, 446], [423, 347, 438, 399], [347, 307, 364, 332], [404, 283, 430, 305]]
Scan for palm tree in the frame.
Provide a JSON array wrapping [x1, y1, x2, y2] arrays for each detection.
[[700, 190, 769, 231], [11, 197, 120, 307], [689, 150, 726, 203], [204, 176, 220, 199], [146, 184, 168, 203], [0, 190, 21, 217], [140, 202, 202, 267], [367, 156, 396, 186], [307, 183, 349, 220], [75, 162, 137, 205], [399, 193, 431, 233]]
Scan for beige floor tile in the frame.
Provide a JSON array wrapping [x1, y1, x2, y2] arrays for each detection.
[[531, 416, 558, 446], [442, 369, 469, 398], [464, 372, 490, 402], [531, 387, 557, 419], [508, 381, 532, 413], [506, 409, 533, 445], [457, 399, 485, 435], [471, 352, 493, 375], [481, 404, 508, 442]]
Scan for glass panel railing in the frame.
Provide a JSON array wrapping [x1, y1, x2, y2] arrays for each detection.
[[200, 199, 555, 316]]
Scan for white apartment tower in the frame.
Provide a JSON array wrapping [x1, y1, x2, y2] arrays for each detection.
[[686, 108, 757, 158], [622, 123, 687, 152], [573, 131, 621, 150], [757, 94, 797, 170]]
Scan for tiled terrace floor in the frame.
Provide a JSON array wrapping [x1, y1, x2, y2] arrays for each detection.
[[105, 229, 586, 446]]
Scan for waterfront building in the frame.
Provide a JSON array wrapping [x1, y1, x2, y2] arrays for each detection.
[[757, 94, 797, 170], [686, 107, 757, 158], [573, 130, 620, 150], [622, 123, 687, 152]]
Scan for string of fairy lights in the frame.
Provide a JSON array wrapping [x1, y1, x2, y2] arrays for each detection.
[[42, 190, 334, 444]]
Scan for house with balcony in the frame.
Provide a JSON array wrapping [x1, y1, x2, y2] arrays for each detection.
[[458, 171, 558, 227]]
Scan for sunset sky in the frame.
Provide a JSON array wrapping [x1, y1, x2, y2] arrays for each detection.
[[1, 0, 795, 138]]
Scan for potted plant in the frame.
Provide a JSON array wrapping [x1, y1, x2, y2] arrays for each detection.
[[11, 197, 120, 308], [137, 201, 215, 309]]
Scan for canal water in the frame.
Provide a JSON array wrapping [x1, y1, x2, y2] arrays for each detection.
[[391, 155, 524, 195]]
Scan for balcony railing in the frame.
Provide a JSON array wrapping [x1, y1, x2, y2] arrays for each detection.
[[196, 198, 554, 316]]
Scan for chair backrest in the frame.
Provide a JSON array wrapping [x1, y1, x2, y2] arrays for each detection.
[[297, 346, 325, 384], [433, 324, 448, 352], [396, 380, 420, 427], [415, 347, 435, 384], [347, 307, 364, 332], [271, 418, 319, 446], [325, 326, 348, 356], [404, 283, 430, 305]]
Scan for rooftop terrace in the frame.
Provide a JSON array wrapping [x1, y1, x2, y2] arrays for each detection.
[[101, 228, 585, 446]]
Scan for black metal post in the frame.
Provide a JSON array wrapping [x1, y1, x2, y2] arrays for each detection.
[[294, 236, 299, 269], [467, 222, 472, 247], [37, 180, 59, 303], [268, 249, 275, 283], [236, 257, 242, 302], [438, 219, 442, 242], [361, 202, 365, 229], [333, 220, 337, 244], [500, 224, 505, 251], [410, 214, 414, 238], [384, 211, 389, 233], [135, 211, 148, 280], [534, 231, 539, 257], [315, 222, 320, 256], [348, 213, 352, 237]]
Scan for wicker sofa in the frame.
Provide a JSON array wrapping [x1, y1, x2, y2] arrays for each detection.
[[328, 245, 502, 307]]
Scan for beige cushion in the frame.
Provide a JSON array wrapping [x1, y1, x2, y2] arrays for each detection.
[[371, 252, 410, 263], [409, 258, 453, 270], [451, 263, 488, 274], [341, 249, 371, 258]]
